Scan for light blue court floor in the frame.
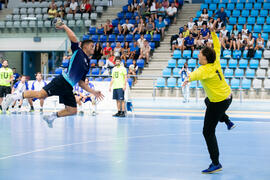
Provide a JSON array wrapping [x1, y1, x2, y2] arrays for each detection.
[[0, 100, 270, 180]]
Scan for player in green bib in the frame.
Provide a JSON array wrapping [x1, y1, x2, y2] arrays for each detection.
[[0, 60, 13, 113], [109, 57, 127, 117]]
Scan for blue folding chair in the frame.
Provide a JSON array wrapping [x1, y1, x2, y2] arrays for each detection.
[[156, 78, 166, 88], [168, 59, 177, 68], [231, 78, 240, 89], [162, 68, 171, 77], [239, 59, 248, 68], [167, 78, 177, 88]]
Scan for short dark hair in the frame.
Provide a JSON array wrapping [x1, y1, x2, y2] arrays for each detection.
[[36, 72, 42, 75], [115, 57, 121, 61], [201, 47, 216, 63], [81, 40, 93, 49]]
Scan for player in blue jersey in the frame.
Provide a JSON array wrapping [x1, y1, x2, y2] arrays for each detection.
[[2, 24, 104, 128], [74, 78, 97, 116]]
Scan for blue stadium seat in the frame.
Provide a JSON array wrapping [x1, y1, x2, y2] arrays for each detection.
[[134, 34, 140, 41], [237, 25, 243, 31], [229, 17, 237, 25], [119, 19, 125, 25], [228, 59, 237, 68], [104, 77, 111, 81], [253, 25, 262, 33], [223, 50, 231, 58], [236, 3, 244, 10], [156, 78, 166, 88], [238, 17, 246, 25], [127, 78, 133, 87], [112, 19, 119, 27], [173, 68, 181, 77], [178, 59, 186, 68], [91, 68, 100, 76], [209, 4, 217, 10], [62, 59, 69, 68], [232, 10, 240, 17], [204, 0, 211, 3], [247, 25, 253, 32], [246, 69, 255, 78], [122, 5, 128, 12], [163, 68, 171, 77], [248, 0, 255, 3], [222, 0, 229, 3], [242, 50, 248, 59], [250, 10, 259, 17], [241, 10, 250, 17], [117, 35, 124, 42], [224, 68, 233, 78], [226, 25, 233, 32], [125, 34, 133, 42], [233, 50, 242, 59], [257, 17, 265, 25], [213, 0, 220, 3], [102, 42, 106, 48], [245, 3, 253, 10], [197, 10, 203, 17], [168, 59, 177, 68], [99, 35, 107, 42], [144, 34, 151, 42], [225, 78, 230, 85], [263, 25, 270, 33], [153, 34, 161, 42], [126, 59, 133, 67], [193, 50, 200, 59], [242, 79, 251, 89], [173, 50, 182, 59], [231, 79, 240, 89], [90, 59, 97, 67], [267, 17, 270, 25], [262, 33, 268, 41], [250, 59, 259, 69], [239, 0, 246, 3], [126, 12, 133, 19], [227, 3, 234, 11], [218, 3, 226, 9], [220, 59, 227, 68], [117, 12, 124, 19], [254, 3, 262, 10], [254, 50, 262, 59], [264, 2, 270, 10], [198, 81, 203, 88], [260, 10, 268, 17], [225, 10, 231, 17], [239, 59, 248, 68], [111, 42, 116, 49], [108, 34, 116, 42], [83, 35, 90, 41], [235, 69, 244, 78], [188, 59, 196, 68], [189, 81, 197, 89], [183, 50, 192, 59], [95, 77, 103, 81], [247, 17, 255, 25], [137, 59, 145, 68], [113, 27, 119, 34], [91, 35, 99, 42], [97, 28, 104, 35], [167, 78, 177, 88], [89, 27, 96, 35], [177, 78, 183, 87], [88, 77, 93, 81]]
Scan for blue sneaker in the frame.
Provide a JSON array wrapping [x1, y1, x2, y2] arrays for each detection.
[[227, 121, 236, 130], [202, 163, 222, 174]]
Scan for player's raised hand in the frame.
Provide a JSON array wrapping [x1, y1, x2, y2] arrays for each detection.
[[94, 90, 104, 101], [210, 20, 217, 32]]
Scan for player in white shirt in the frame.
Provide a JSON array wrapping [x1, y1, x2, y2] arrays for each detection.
[[74, 78, 97, 115], [11, 75, 34, 112], [29, 72, 47, 113]]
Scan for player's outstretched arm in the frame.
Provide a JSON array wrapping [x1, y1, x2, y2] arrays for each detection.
[[78, 80, 104, 101], [56, 24, 78, 43], [210, 20, 221, 52]]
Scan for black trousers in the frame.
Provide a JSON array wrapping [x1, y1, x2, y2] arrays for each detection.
[[203, 96, 232, 165]]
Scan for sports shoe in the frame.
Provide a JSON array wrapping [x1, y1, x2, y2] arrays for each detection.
[[43, 113, 57, 128], [119, 111, 126, 117], [2, 93, 21, 113], [202, 163, 222, 174], [113, 112, 120, 117], [226, 121, 236, 130]]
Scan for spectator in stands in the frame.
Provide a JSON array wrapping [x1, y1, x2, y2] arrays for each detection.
[[162, 0, 169, 9], [58, 5, 66, 19], [128, 59, 138, 84], [157, 3, 166, 17], [195, 34, 205, 49], [139, 40, 151, 64], [104, 20, 113, 35], [172, 33, 184, 53], [103, 54, 116, 69], [179, 62, 190, 103], [132, 18, 146, 35], [146, 17, 155, 36], [207, 17, 214, 29], [206, 35, 213, 48], [246, 33, 255, 51], [231, 25, 239, 36], [129, 1, 137, 12], [85, 0, 92, 13], [236, 33, 244, 50], [130, 41, 140, 60], [138, 2, 147, 18], [155, 16, 166, 39], [191, 25, 199, 38], [228, 33, 237, 50], [201, 8, 209, 24], [49, 0, 57, 9], [174, 0, 180, 9], [118, 19, 134, 35], [241, 24, 249, 40], [213, 7, 228, 25], [166, 3, 177, 24], [78, 0, 87, 13], [102, 42, 113, 59], [64, 0, 71, 9], [92, 42, 103, 61], [69, 0, 78, 16], [196, 17, 203, 29], [201, 24, 210, 40], [187, 17, 195, 31], [137, 34, 146, 49], [182, 25, 189, 38], [220, 26, 229, 38], [113, 42, 122, 57], [121, 42, 131, 64], [12, 68, 20, 84], [48, 4, 58, 20], [215, 17, 225, 32], [183, 33, 195, 56], [255, 33, 264, 51], [150, 0, 157, 20]]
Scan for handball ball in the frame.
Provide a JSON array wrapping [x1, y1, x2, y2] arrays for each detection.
[[53, 18, 64, 28]]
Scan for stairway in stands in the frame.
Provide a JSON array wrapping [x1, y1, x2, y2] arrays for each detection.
[[131, 3, 201, 98]]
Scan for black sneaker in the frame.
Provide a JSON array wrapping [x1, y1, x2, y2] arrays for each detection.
[[119, 112, 126, 117], [113, 112, 120, 117]]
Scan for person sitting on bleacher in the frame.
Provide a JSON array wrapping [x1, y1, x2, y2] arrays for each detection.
[[187, 17, 195, 31], [130, 41, 140, 60], [212, 7, 228, 25], [118, 19, 134, 35], [92, 42, 103, 61], [166, 3, 177, 24], [246, 33, 255, 51], [255, 33, 265, 51], [49, 0, 57, 9], [231, 25, 239, 36], [220, 26, 229, 39], [191, 25, 199, 38], [183, 33, 195, 56], [102, 42, 113, 59], [201, 24, 210, 40], [207, 17, 214, 29], [236, 33, 245, 51], [241, 24, 249, 40], [113, 42, 122, 57], [182, 25, 189, 38], [139, 40, 151, 64], [150, 0, 157, 20], [196, 17, 204, 29], [157, 3, 166, 18], [195, 34, 205, 50], [132, 18, 146, 35], [48, 4, 58, 20], [162, 0, 170, 10], [58, 5, 66, 19], [137, 34, 146, 49], [104, 20, 113, 35], [155, 16, 166, 39], [128, 59, 138, 85], [121, 42, 131, 64], [146, 17, 155, 36], [172, 33, 184, 53], [215, 17, 225, 32], [201, 8, 209, 24], [69, 0, 78, 16]]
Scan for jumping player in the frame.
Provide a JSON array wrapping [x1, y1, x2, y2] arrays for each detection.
[[182, 20, 235, 173], [2, 23, 104, 128]]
